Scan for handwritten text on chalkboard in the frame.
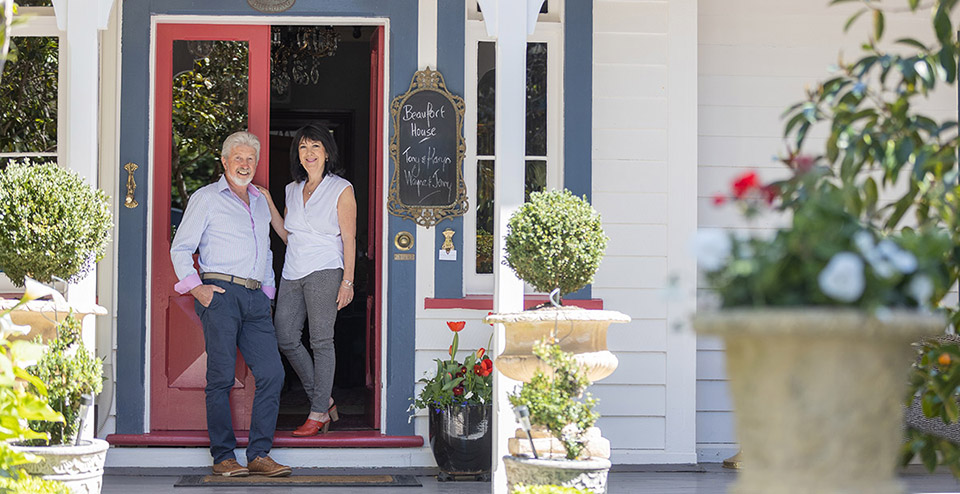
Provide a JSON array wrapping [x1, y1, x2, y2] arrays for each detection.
[[389, 68, 468, 227]]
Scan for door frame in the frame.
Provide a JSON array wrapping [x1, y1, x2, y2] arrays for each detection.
[[144, 15, 392, 432]]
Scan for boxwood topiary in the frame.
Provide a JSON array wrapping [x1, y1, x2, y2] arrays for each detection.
[[0, 161, 112, 287], [503, 189, 607, 301]]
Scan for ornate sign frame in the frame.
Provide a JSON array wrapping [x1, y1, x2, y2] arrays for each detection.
[[388, 68, 468, 227]]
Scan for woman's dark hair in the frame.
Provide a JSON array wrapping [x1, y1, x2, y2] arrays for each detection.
[[289, 123, 342, 182]]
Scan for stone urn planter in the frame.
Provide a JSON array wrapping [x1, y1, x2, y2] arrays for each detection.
[[503, 455, 611, 494], [485, 307, 630, 382], [12, 438, 109, 494], [428, 403, 492, 481], [694, 308, 943, 494]]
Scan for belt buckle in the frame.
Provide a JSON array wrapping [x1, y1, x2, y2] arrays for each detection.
[[244, 278, 260, 290]]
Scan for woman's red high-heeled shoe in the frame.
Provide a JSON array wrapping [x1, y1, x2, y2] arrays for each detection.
[[292, 403, 339, 437], [292, 417, 330, 437]]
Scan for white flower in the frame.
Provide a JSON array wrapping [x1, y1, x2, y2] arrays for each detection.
[[853, 231, 875, 254], [0, 313, 30, 338], [888, 250, 917, 274], [872, 260, 896, 279], [818, 252, 865, 302], [907, 275, 934, 305], [694, 230, 732, 272], [23, 277, 66, 305]]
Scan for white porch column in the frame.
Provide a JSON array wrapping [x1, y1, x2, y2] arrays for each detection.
[[478, 1, 543, 492], [52, 0, 116, 440]]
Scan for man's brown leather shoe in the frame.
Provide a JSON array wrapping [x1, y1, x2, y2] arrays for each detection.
[[248, 455, 292, 477], [211, 458, 249, 477]]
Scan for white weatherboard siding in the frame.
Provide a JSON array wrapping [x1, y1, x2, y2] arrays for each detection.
[[593, 0, 698, 464], [696, 0, 959, 461]]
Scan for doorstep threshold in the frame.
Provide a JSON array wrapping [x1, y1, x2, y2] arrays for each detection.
[[106, 430, 423, 448]]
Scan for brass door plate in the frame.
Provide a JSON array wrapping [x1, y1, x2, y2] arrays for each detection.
[[395, 231, 414, 251]]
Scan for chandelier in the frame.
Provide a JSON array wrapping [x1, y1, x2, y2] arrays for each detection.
[[271, 26, 341, 94]]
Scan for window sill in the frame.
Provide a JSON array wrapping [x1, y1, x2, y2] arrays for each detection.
[[424, 295, 603, 310]]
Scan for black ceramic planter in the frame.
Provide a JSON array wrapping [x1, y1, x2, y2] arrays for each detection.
[[428, 403, 492, 480]]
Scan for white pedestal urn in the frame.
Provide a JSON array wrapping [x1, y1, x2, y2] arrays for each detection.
[[485, 307, 630, 383], [503, 455, 611, 494], [12, 438, 109, 494], [694, 308, 943, 494]]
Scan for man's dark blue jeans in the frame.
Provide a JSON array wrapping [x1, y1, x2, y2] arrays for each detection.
[[194, 279, 284, 464]]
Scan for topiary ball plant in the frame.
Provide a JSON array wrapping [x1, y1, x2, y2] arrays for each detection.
[[0, 161, 112, 287], [503, 189, 607, 302]]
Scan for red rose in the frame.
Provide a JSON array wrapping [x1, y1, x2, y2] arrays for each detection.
[[447, 321, 466, 332], [732, 171, 759, 199]]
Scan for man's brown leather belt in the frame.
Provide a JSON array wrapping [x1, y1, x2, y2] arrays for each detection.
[[201, 272, 262, 290]]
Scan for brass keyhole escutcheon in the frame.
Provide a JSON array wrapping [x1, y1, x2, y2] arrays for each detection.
[[394, 231, 414, 251]]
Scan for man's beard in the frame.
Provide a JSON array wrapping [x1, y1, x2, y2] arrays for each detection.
[[226, 171, 253, 187]]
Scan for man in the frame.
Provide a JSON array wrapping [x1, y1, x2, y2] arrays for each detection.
[[170, 131, 291, 477]]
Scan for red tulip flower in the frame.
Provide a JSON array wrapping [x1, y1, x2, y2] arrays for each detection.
[[447, 321, 466, 332], [476, 348, 485, 360], [477, 358, 493, 377]]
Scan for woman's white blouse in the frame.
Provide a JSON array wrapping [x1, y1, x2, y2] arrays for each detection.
[[281, 174, 353, 280]]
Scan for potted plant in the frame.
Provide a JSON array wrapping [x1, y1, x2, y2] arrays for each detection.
[[504, 340, 609, 494], [484, 189, 629, 383], [410, 321, 495, 481], [11, 313, 108, 494], [692, 1, 960, 490], [0, 286, 71, 494], [0, 160, 112, 342]]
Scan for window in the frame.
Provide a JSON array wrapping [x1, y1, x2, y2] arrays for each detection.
[[463, 1, 562, 294], [0, 6, 61, 168]]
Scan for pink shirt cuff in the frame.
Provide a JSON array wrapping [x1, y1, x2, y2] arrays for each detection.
[[174, 273, 202, 294], [262, 286, 275, 300]]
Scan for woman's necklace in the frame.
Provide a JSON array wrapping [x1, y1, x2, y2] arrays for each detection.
[[304, 177, 323, 196]]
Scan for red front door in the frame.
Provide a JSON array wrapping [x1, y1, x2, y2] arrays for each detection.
[[150, 24, 270, 431]]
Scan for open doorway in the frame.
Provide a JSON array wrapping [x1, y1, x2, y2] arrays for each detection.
[[267, 25, 381, 432]]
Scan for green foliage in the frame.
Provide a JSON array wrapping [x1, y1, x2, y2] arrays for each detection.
[[512, 484, 589, 494], [509, 341, 598, 460], [0, 292, 64, 488], [700, 0, 960, 477], [411, 322, 493, 411], [0, 36, 57, 154], [503, 190, 607, 299], [0, 160, 112, 286], [0, 473, 69, 494], [702, 169, 953, 310], [170, 41, 248, 211], [26, 314, 103, 445]]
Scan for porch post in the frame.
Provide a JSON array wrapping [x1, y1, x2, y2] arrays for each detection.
[[52, 0, 116, 440], [478, 1, 544, 492]]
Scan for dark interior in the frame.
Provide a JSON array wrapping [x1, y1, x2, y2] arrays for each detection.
[[268, 25, 375, 431]]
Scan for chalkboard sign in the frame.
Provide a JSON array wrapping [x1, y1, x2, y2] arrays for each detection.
[[388, 68, 468, 227]]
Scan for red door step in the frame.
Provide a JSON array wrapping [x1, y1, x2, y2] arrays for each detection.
[[106, 430, 423, 448]]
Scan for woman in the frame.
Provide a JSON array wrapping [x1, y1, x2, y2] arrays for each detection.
[[259, 123, 357, 436]]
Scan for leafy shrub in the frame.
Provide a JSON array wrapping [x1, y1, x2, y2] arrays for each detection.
[[503, 190, 607, 301], [0, 473, 69, 494], [26, 314, 103, 445], [0, 161, 112, 286], [0, 288, 64, 485], [512, 484, 589, 494], [509, 341, 598, 460]]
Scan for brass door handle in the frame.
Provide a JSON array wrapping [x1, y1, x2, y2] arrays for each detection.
[[124, 162, 138, 209]]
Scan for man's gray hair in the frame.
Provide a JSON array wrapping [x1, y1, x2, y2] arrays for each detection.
[[221, 131, 261, 160]]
